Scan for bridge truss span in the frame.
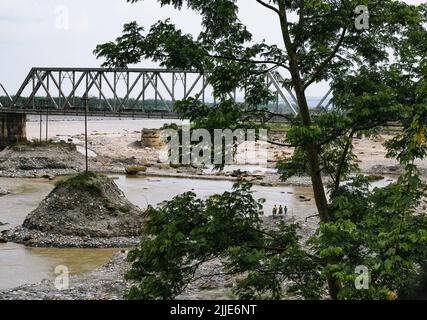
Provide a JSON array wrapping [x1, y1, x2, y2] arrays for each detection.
[[9, 68, 216, 113], [2, 67, 333, 117]]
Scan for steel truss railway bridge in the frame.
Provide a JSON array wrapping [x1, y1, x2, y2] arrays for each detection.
[[0, 67, 333, 119]]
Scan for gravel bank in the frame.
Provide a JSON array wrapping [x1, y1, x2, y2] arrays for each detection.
[[2, 226, 140, 248], [2, 173, 145, 248]]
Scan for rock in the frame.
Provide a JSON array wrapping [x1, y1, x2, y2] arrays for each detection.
[[0, 234, 7, 243], [260, 182, 274, 187], [190, 163, 206, 170], [199, 281, 218, 290], [42, 174, 55, 180], [388, 166, 401, 172], [373, 135, 385, 143], [125, 166, 147, 175], [0, 187, 9, 196], [230, 169, 245, 177], [298, 195, 311, 202]]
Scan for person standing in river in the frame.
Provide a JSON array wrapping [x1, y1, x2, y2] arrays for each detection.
[[272, 205, 278, 218], [284, 205, 288, 215], [278, 205, 283, 215]]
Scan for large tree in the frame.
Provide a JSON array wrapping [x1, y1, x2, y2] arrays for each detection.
[[95, 0, 427, 299]]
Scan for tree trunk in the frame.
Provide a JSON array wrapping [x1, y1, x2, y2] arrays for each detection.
[[277, 1, 340, 299], [277, 1, 330, 224]]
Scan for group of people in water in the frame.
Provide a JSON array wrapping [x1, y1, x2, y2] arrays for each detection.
[[272, 204, 288, 218]]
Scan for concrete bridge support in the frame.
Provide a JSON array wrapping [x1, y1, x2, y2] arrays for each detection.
[[0, 112, 27, 149]]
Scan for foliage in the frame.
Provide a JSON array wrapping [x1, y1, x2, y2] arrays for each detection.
[[310, 173, 427, 299], [125, 183, 326, 300]]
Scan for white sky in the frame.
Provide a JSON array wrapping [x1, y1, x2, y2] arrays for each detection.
[[0, 0, 424, 96]]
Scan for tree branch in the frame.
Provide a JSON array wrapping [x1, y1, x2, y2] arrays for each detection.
[[255, 0, 281, 16], [333, 129, 356, 192], [244, 109, 296, 125], [246, 244, 287, 252], [268, 139, 298, 148], [318, 128, 348, 147], [303, 27, 347, 90], [209, 54, 290, 71], [263, 110, 296, 124], [249, 227, 280, 240], [318, 120, 387, 148]]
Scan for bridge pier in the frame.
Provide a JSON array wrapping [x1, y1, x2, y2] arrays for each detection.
[[0, 112, 27, 149]]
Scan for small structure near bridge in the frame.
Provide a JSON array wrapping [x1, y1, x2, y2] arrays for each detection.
[[0, 112, 26, 149]]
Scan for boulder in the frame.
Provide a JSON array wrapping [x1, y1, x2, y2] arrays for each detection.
[[125, 165, 147, 175]]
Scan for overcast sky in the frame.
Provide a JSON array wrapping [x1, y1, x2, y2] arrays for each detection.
[[0, 0, 424, 96]]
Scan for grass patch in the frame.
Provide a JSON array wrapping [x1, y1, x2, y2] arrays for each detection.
[[366, 174, 385, 182], [55, 171, 105, 194], [12, 139, 70, 148], [119, 204, 132, 213], [265, 123, 291, 133], [142, 128, 161, 133]]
